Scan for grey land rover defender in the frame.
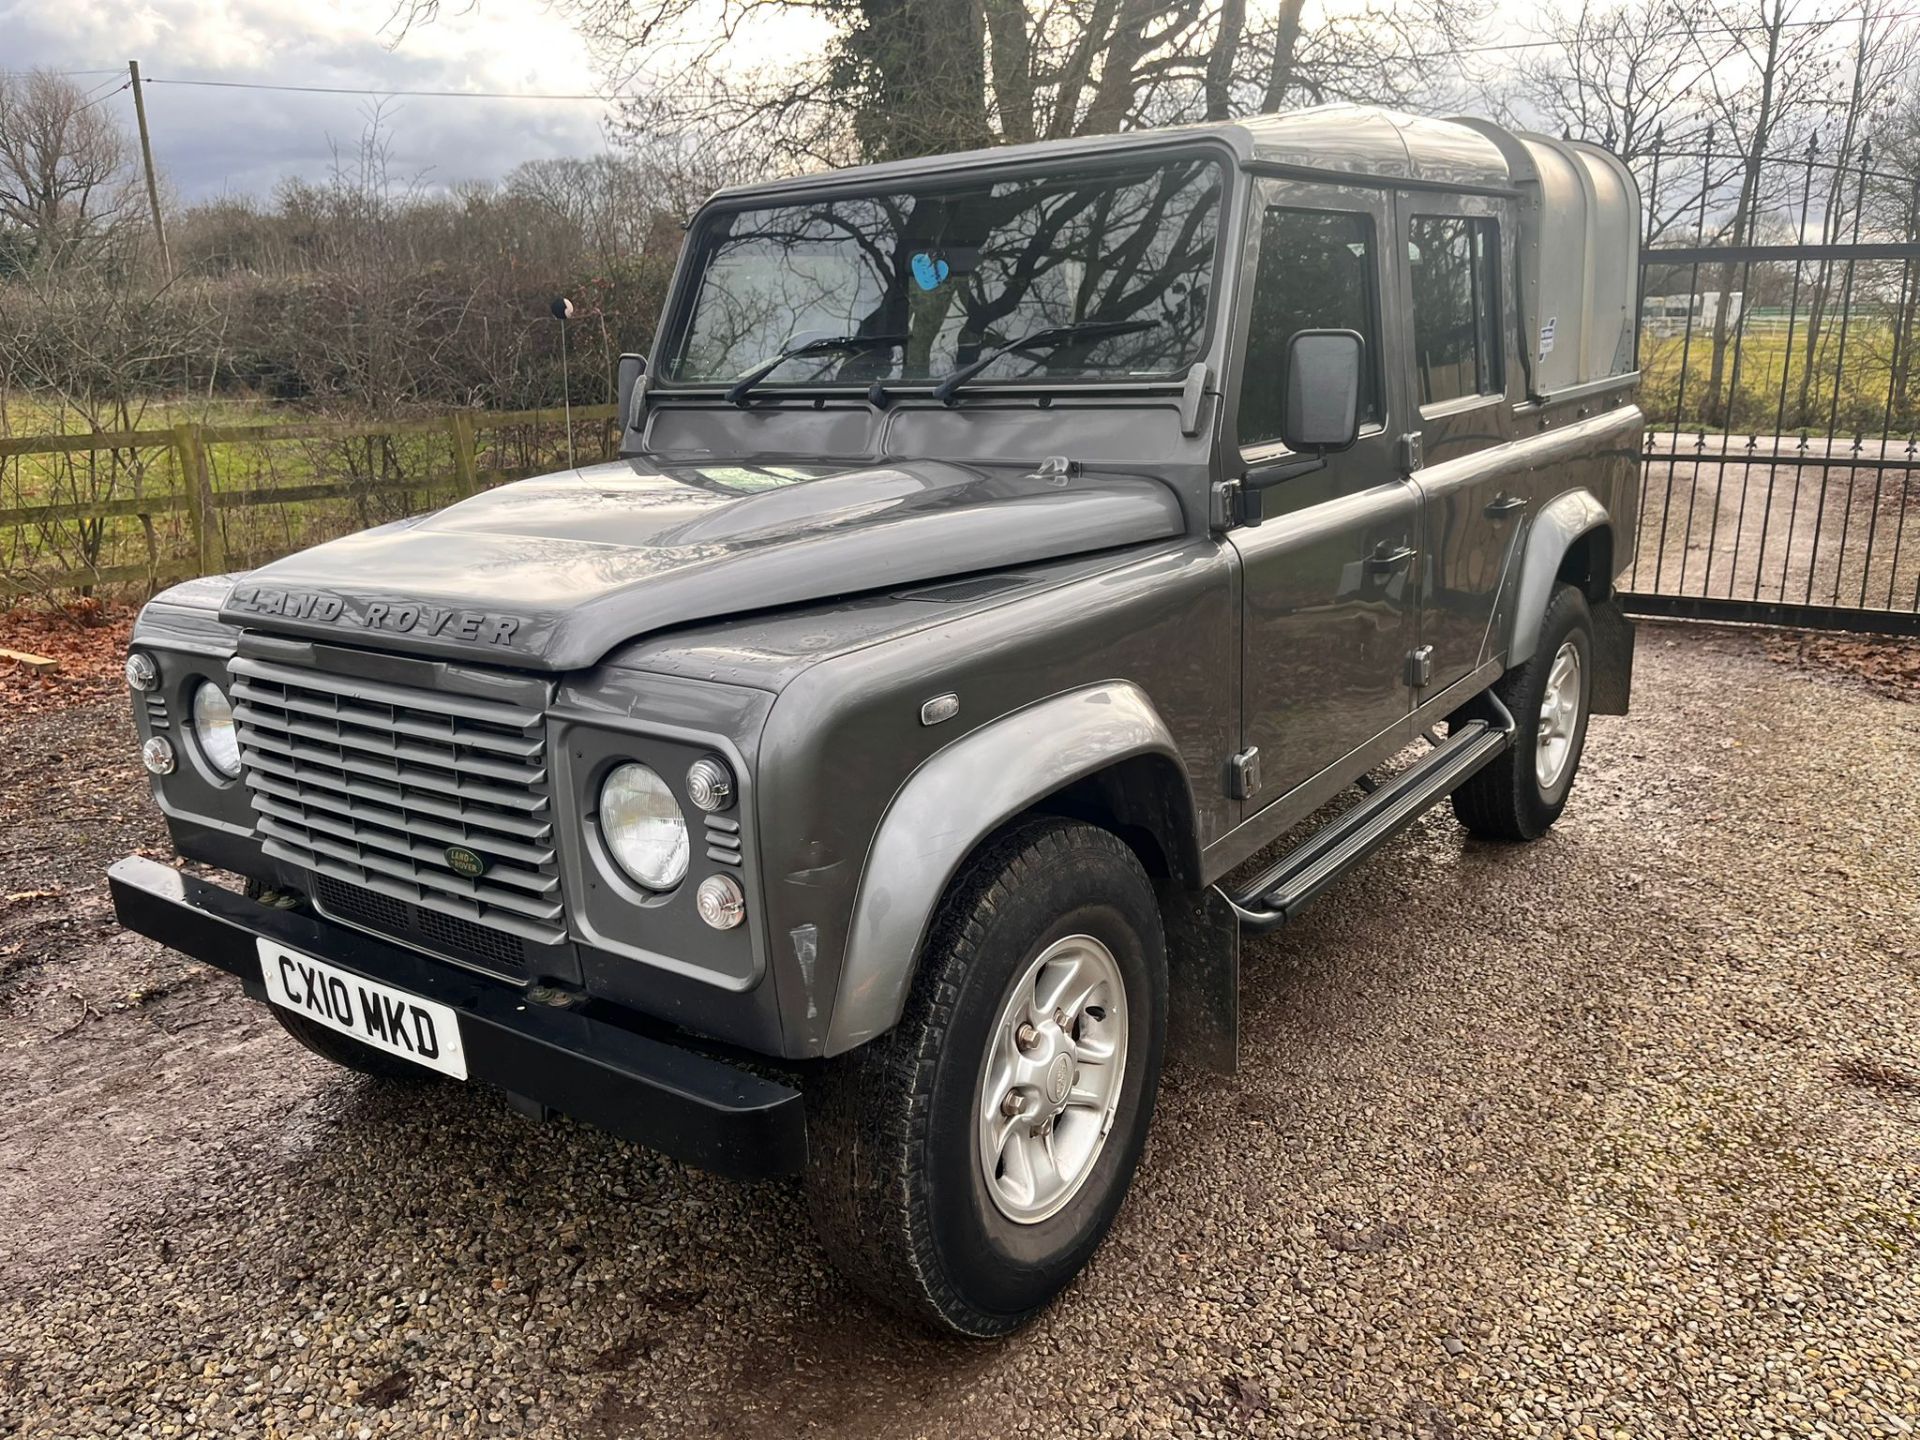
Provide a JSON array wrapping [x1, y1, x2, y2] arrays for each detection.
[[109, 104, 1642, 1336]]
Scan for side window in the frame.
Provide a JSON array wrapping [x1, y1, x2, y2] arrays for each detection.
[[1239, 207, 1381, 451], [1408, 216, 1501, 406]]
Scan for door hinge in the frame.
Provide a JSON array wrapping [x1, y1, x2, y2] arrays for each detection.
[[1228, 746, 1262, 801], [1210, 479, 1241, 530], [1407, 644, 1434, 688], [1397, 432, 1423, 474]]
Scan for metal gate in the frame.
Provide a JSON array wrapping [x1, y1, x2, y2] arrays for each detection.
[[1624, 134, 1920, 636]]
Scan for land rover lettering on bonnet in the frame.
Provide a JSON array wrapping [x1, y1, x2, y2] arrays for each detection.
[[110, 105, 1642, 1338], [227, 585, 522, 645]]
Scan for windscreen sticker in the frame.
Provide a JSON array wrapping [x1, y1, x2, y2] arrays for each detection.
[[910, 252, 951, 291], [694, 464, 816, 491]]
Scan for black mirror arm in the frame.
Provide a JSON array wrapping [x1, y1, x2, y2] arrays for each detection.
[[1243, 452, 1327, 492], [1235, 451, 1327, 527]]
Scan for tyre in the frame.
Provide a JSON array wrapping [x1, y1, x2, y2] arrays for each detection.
[[1451, 582, 1594, 841], [244, 879, 437, 1084], [804, 818, 1168, 1337], [270, 1005, 440, 1083]]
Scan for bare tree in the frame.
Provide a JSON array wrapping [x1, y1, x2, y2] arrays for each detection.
[[395, 0, 1488, 171], [1791, 0, 1916, 422], [1501, 0, 1735, 243], [1870, 73, 1920, 412], [0, 70, 140, 273]]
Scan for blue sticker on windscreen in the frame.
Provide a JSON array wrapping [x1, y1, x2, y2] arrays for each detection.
[[910, 252, 950, 291]]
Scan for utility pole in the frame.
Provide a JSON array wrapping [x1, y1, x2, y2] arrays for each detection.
[[127, 60, 172, 281]]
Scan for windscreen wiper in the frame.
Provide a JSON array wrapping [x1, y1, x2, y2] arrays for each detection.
[[928, 319, 1157, 405], [725, 332, 908, 406]]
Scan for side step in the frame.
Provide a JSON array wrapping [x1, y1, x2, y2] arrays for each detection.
[[1226, 695, 1515, 934]]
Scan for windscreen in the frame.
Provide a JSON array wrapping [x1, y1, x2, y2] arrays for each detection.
[[663, 155, 1224, 389]]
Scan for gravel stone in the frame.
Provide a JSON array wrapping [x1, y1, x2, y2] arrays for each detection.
[[2, 621, 1917, 1438]]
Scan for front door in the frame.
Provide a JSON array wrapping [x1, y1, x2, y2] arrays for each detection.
[[1393, 191, 1524, 692], [1227, 178, 1418, 811]]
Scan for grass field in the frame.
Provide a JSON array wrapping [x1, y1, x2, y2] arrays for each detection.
[[1638, 326, 1920, 438], [0, 395, 614, 601]]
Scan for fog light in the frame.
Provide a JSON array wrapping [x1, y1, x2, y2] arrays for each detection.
[[125, 652, 158, 692], [695, 873, 746, 930], [141, 736, 176, 775], [686, 756, 734, 812]]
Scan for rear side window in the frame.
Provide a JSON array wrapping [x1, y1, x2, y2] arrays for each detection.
[[1409, 216, 1501, 406], [1239, 207, 1381, 450]]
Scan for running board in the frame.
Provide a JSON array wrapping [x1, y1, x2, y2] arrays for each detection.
[[1226, 695, 1515, 934]]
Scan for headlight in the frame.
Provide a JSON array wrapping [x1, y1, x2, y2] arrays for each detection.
[[191, 682, 242, 778], [600, 762, 689, 890]]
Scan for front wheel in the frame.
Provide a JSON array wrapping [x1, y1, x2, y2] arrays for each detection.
[[244, 879, 437, 1083], [1451, 582, 1594, 841], [803, 819, 1167, 1336]]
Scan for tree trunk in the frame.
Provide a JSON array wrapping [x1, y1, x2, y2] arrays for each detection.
[[1080, 0, 1160, 136], [983, 0, 1035, 144], [1205, 0, 1247, 122], [1046, 0, 1119, 138], [1262, 0, 1308, 113], [851, 0, 993, 160]]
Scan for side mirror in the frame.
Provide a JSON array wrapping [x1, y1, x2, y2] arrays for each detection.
[[1280, 329, 1363, 455], [616, 352, 646, 441]]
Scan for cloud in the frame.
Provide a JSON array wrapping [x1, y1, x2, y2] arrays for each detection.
[[0, 0, 612, 200]]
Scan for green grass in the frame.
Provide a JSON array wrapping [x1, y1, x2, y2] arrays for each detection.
[[1639, 325, 1920, 438], [1, 392, 606, 597]]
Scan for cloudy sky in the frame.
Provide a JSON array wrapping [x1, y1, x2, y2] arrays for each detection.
[[3, 0, 1559, 205], [0, 0, 801, 201]]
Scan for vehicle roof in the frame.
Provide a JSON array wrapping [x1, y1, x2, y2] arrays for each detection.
[[704, 104, 1514, 204]]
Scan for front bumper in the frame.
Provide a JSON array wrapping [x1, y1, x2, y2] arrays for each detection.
[[107, 856, 807, 1179]]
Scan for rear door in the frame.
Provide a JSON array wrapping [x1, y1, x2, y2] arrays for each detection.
[[1226, 177, 1418, 809], [1393, 193, 1524, 693]]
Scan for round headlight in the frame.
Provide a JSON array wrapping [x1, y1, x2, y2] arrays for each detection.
[[600, 762, 689, 890], [140, 736, 176, 775], [685, 756, 734, 812], [125, 652, 158, 692], [192, 681, 242, 778]]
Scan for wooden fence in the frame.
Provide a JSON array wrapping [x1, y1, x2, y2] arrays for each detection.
[[0, 404, 619, 599]]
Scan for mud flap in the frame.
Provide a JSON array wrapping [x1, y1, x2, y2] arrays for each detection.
[[1590, 598, 1635, 715], [1158, 880, 1239, 1073]]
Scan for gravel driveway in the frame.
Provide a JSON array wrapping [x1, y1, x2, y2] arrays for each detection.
[[2, 622, 1916, 1439]]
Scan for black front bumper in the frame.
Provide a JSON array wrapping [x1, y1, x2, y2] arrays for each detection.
[[108, 856, 807, 1179]]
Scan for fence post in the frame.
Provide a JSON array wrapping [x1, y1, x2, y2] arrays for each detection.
[[447, 413, 480, 498], [171, 421, 220, 575]]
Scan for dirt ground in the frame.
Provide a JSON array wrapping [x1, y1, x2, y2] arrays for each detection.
[[1, 621, 1917, 1439], [1631, 437, 1920, 612]]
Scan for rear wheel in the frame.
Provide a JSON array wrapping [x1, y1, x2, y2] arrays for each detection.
[[1451, 582, 1594, 841], [803, 819, 1167, 1336]]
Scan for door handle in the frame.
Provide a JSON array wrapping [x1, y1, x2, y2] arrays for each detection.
[[1484, 494, 1528, 518], [1367, 543, 1416, 573]]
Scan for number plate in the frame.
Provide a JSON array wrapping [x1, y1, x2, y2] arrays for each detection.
[[258, 939, 468, 1080]]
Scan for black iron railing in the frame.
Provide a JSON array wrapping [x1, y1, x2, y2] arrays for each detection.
[[1625, 129, 1920, 635]]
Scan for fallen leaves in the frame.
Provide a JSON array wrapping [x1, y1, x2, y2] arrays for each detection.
[[1764, 629, 1920, 703], [0, 601, 136, 715]]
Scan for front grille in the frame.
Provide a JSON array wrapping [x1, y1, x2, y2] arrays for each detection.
[[229, 654, 566, 949], [311, 874, 532, 980]]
